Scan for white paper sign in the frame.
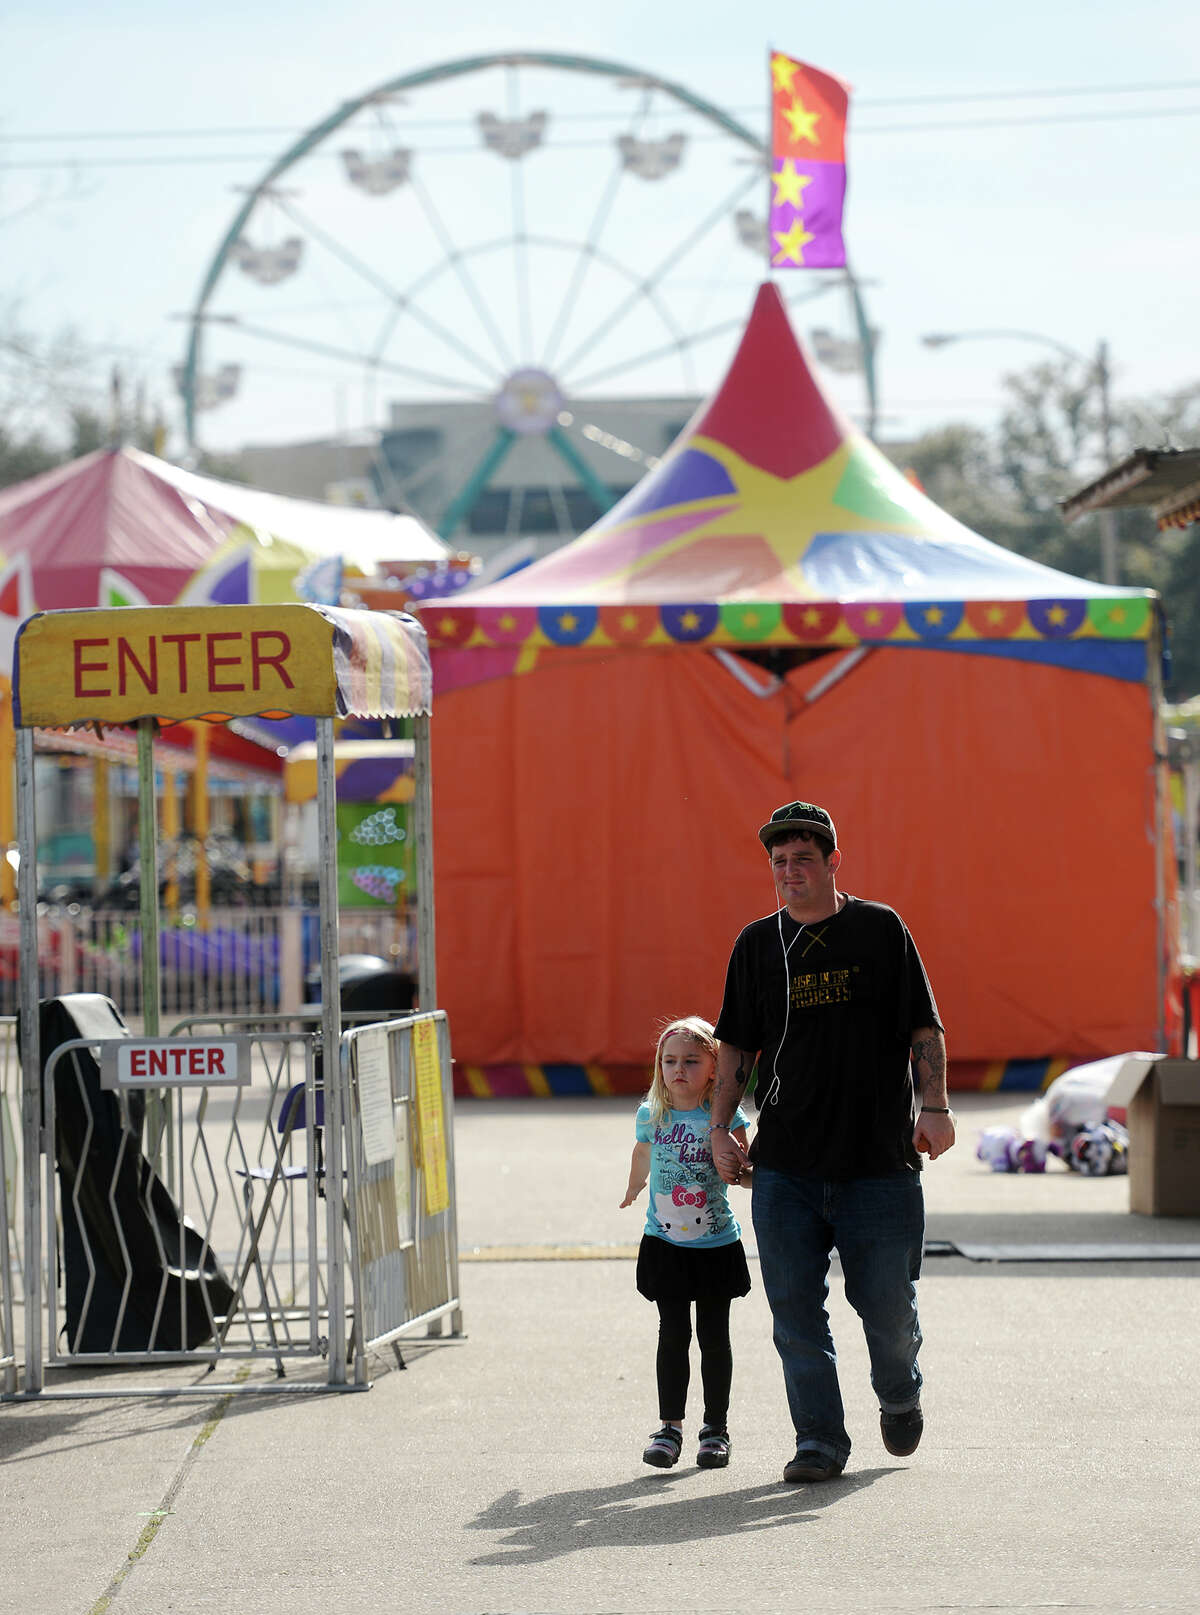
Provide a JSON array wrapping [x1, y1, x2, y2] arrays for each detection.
[[355, 1027, 395, 1167]]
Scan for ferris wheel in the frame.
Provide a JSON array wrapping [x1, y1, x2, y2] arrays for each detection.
[[179, 51, 878, 543]]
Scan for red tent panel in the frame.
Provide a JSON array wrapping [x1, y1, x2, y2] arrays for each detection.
[[432, 645, 1164, 1071]]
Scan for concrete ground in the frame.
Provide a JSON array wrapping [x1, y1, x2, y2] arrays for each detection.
[[2, 1089, 1198, 1615]]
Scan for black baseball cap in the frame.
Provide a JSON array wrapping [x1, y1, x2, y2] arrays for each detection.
[[757, 800, 837, 851]]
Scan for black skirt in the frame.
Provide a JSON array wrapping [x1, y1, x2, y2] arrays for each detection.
[[636, 1233, 752, 1303]]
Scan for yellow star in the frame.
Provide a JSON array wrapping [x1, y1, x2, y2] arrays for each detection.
[[499, 613, 515, 631], [771, 54, 798, 96], [1047, 604, 1067, 625], [986, 606, 1006, 625], [924, 606, 944, 625], [594, 430, 936, 600], [1109, 606, 1126, 624], [782, 96, 820, 145], [438, 616, 459, 635], [772, 217, 815, 267], [772, 160, 814, 210], [864, 607, 883, 626], [679, 610, 701, 631], [558, 612, 578, 632], [741, 610, 761, 627], [620, 611, 639, 631], [802, 607, 822, 626]]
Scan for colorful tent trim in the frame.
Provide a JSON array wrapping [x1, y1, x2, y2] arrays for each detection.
[[452, 1057, 1077, 1099]]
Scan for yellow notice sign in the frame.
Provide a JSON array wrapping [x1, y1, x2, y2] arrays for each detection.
[[14, 605, 338, 727], [412, 1018, 449, 1216]]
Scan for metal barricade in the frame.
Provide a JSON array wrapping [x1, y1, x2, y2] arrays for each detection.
[[39, 1026, 340, 1388], [342, 1012, 462, 1383], [0, 1016, 19, 1396]]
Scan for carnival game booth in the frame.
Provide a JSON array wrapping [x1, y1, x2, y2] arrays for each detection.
[[10, 603, 459, 1398], [422, 283, 1178, 1097]]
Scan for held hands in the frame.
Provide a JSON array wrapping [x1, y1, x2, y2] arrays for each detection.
[[710, 1127, 750, 1186], [914, 1108, 957, 1161]]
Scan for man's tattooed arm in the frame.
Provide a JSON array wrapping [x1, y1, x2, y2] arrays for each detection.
[[911, 1026, 948, 1108]]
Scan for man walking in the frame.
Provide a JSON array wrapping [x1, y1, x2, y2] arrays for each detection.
[[710, 801, 954, 1483]]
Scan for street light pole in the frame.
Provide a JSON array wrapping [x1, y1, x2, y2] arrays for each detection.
[[1093, 340, 1119, 587], [921, 327, 1120, 585]]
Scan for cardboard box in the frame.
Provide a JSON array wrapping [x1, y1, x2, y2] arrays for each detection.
[[1106, 1057, 1200, 1216]]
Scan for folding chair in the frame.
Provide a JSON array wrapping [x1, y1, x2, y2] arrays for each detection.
[[220, 1082, 324, 1375]]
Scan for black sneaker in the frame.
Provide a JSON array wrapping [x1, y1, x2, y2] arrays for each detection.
[[881, 1404, 923, 1457], [642, 1425, 683, 1468], [783, 1449, 844, 1483], [696, 1425, 731, 1468]]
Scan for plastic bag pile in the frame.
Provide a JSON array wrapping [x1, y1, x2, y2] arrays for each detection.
[[973, 1054, 1156, 1177]]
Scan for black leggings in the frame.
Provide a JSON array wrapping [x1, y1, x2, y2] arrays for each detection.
[[655, 1294, 733, 1427]]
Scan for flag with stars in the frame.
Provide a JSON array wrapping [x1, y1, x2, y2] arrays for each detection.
[[769, 52, 849, 269]]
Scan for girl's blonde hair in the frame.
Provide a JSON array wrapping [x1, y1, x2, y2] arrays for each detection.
[[645, 1015, 720, 1123]]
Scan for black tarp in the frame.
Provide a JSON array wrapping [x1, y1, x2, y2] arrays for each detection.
[[25, 995, 235, 1353]]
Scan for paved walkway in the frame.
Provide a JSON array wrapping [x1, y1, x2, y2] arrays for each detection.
[[3, 1090, 1198, 1614]]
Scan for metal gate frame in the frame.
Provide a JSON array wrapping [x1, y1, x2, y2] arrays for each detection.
[[343, 1011, 463, 1385], [8, 604, 439, 1398]]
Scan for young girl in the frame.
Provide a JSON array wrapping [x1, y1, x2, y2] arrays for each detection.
[[619, 1016, 752, 1470]]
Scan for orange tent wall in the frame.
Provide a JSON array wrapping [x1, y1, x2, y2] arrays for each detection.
[[431, 644, 1166, 1072]]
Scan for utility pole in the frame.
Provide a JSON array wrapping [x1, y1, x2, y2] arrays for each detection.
[[1094, 340, 1119, 586]]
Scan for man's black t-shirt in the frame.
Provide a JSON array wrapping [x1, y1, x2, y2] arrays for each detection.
[[713, 896, 941, 1178]]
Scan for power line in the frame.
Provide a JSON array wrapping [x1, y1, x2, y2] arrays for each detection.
[[2, 77, 1198, 143], [1, 102, 1198, 172]]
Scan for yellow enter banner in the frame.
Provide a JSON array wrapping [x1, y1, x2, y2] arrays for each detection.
[[15, 605, 338, 727]]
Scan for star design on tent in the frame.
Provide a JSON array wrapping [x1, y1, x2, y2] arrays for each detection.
[[599, 436, 929, 599]]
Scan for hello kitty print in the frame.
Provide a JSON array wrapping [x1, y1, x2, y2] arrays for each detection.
[[635, 1102, 749, 1249]]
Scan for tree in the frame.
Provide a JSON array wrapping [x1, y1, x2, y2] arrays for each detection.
[[0, 305, 163, 491], [901, 362, 1200, 696]]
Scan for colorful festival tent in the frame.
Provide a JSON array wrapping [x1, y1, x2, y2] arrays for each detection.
[[0, 445, 447, 613], [0, 446, 445, 902], [421, 283, 1177, 1093]]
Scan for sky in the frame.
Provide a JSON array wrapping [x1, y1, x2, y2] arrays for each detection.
[[2, 0, 1197, 475]]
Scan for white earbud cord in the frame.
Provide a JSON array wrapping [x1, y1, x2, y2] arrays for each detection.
[[761, 907, 804, 1108]]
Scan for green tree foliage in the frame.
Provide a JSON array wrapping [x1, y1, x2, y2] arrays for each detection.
[[903, 360, 1200, 696], [0, 306, 164, 491]]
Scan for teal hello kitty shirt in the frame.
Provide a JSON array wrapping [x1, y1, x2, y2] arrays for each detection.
[[635, 1102, 749, 1249]]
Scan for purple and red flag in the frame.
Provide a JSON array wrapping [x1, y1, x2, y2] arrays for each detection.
[[769, 52, 850, 269]]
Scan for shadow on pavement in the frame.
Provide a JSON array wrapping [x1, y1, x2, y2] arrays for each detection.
[[467, 1467, 897, 1564]]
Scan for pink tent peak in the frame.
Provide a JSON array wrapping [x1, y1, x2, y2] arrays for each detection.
[[688, 279, 851, 479]]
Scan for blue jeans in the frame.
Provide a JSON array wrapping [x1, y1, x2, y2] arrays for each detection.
[[751, 1166, 925, 1466]]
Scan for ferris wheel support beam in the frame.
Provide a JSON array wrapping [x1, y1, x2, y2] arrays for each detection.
[[546, 426, 616, 518], [436, 427, 517, 540]]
